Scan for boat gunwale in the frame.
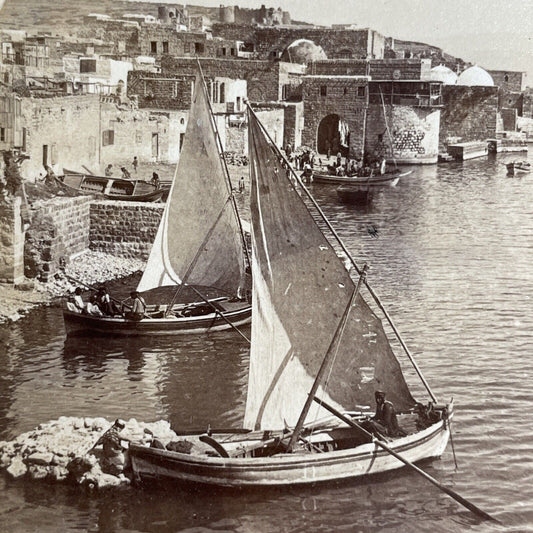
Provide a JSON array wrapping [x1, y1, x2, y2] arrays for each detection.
[[128, 415, 450, 472]]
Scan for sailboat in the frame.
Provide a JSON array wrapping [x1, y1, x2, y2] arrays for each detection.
[[126, 104, 456, 488], [63, 75, 252, 337]]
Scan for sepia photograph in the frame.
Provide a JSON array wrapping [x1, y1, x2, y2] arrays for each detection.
[[0, 0, 531, 531]]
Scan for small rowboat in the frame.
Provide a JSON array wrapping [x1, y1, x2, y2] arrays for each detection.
[[336, 184, 373, 204], [505, 161, 531, 175], [312, 168, 411, 186], [57, 169, 167, 202]]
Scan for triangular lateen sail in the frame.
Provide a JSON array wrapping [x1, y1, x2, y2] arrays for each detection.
[[244, 108, 415, 431], [137, 76, 245, 297]]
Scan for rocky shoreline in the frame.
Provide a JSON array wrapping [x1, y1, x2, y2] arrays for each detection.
[[0, 250, 145, 324], [0, 417, 180, 490]]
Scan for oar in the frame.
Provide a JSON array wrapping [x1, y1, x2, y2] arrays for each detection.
[[312, 397, 498, 523]]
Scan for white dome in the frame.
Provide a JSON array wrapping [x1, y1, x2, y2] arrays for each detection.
[[282, 39, 327, 64], [457, 65, 494, 87], [430, 65, 457, 85]]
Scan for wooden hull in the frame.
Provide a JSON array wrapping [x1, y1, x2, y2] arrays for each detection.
[[336, 185, 373, 204], [59, 171, 168, 202], [128, 417, 450, 487], [506, 162, 531, 175], [313, 170, 411, 186], [63, 300, 252, 336]]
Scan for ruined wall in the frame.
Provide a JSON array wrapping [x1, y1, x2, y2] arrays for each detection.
[[211, 25, 380, 60], [89, 201, 163, 259], [0, 197, 24, 284], [301, 77, 368, 156], [77, 20, 141, 56], [501, 108, 517, 132], [26, 196, 91, 281], [20, 95, 101, 179], [365, 105, 440, 164], [440, 86, 498, 149]]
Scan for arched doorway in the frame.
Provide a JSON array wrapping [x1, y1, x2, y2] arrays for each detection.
[[317, 114, 350, 157]]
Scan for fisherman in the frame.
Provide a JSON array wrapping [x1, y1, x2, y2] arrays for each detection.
[[364, 390, 406, 438], [104, 164, 113, 177], [96, 286, 119, 316], [151, 172, 160, 189], [70, 287, 87, 313], [125, 290, 146, 321], [121, 167, 131, 179], [132, 156, 138, 173]]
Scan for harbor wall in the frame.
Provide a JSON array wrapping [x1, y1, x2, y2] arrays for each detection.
[[0, 197, 25, 284], [439, 86, 498, 150], [365, 105, 441, 164], [26, 196, 91, 281], [89, 201, 163, 259]]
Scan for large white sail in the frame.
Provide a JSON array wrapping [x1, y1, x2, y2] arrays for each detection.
[[137, 76, 245, 296], [244, 110, 415, 431]]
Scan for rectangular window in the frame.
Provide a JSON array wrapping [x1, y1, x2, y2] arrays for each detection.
[[102, 130, 114, 146], [357, 86, 366, 97], [184, 42, 191, 54], [320, 85, 327, 96], [162, 41, 169, 54], [194, 42, 204, 54], [230, 48, 235, 56], [221, 48, 226, 56], [0, 127, 5, 142], [136, 131, 142, 144], [172, 81, 178, 98], [80, 59, 97, 73], [151, 41, 157, 54]]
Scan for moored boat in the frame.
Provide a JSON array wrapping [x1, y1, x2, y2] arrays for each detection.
[[128, 103, 455, 491], [59, 169, 168, 202], [336, 184, 373, 204], [313, 168, 411, 186], [505, 160, 531, 175], [63, 73, 252, 336]]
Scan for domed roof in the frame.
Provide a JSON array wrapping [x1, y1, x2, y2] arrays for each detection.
[[457, 65, 494, 86], [281, 39, 327, 65], [430, 65, 457, 85]]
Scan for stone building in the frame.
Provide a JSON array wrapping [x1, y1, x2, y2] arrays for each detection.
[[211, 25, 386, 61]]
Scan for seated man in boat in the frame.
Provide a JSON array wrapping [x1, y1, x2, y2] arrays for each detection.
[[124, 291, 147, 321], [96, 286, 120, 316], [363, 390, 406, 439]]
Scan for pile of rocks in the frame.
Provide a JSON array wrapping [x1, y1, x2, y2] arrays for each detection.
[[0, 417, 178, 490]]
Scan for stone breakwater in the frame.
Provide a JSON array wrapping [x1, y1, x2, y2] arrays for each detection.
[[0, 417, 179, 490], [0, 250, 145, 324]]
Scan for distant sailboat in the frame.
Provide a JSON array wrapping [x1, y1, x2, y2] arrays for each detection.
[[63, 73, 252, 336], [128, 105, 455, 486]]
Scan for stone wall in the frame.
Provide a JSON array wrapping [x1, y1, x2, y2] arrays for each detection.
[[0, 197, 24, 284], [365, 105, 440, 164], [20, 95, 101, 179], [26, 196, 91, 281], [159, 57, 293, 103], [301, 76, 368, 156], [440, 86, 498, 149], [211, 25, 383, 60], [99, 105, 187, 167], [89, 201, 163, 259], [311, 58, 431, 80]]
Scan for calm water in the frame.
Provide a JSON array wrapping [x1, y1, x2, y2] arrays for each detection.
[[1, 153, 532, 532]]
